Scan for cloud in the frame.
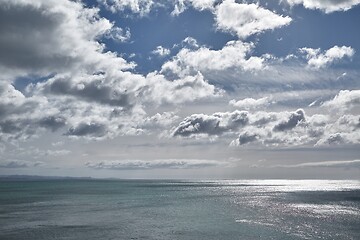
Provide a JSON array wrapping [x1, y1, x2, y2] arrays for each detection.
[[285, 0, 360, 13], [141, 112, 179, 131], [181, 37, 199, 49], [161, 40, 265, 78], [36, 116, 67, 132], [104, 26, 131, 42], [215, 0, 291, 39], [322, 90, 360, 111], [0, 160, 44, 168], [172, 110, 249, 137], [65, 122, 108, 138], [300, 46, 355, 69], [141, 72, 223, 105], [237, 131, 259, 145], [0, 0, 224, 143], [273, 109, 305, 132], [172, 0, 217, 15], [315, 132, 359, 146], [0, 0, 358, 156], [99, 0, 217, 16], [163, 40, 358, 96], [151, 46, 171, 57], [0, 0, 132, 80], [85, 159, 226, 170], [229, 97, 271, 110], [0, 72, 219, 142], [277, 159, 360, 168], [10, 147, 71, 158], [0, 82, 68, 141], [99, 0, 154, 16], [336, 115, 360, 129], [0, 73, 219, 142], [0, 82, 142, 141], [32, 73, 134, 108], [174, 105, 360, 147]]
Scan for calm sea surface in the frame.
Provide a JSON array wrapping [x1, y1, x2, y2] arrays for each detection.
[[0, 179, 359, 240]]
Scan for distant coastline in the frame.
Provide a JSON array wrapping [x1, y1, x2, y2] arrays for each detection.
[[0, 175, 94, 181]]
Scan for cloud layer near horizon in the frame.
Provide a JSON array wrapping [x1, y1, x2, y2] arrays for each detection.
[[85, 159, 227, 170]]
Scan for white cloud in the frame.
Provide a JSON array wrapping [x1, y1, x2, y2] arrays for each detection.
[[99, 0, 154, 16], [277, 159, 360, 168], [322, 90, 360, 111], [172, 0, 217, 15], [181, 37, 199, 48], [215, 0, 291, 39], [141, 72, 223, 105], [141, 112, 179, 130], [315, 133, 348, 145], [104, 26, 131, 42], [162, 40, 265, 77], [300, 45, 355, 69], [285, 0, 360, 13], [151, 46, 171, 57], [85, 159, 226, 170], [229, 97, 272, 110], [9, 147, 71, 159]]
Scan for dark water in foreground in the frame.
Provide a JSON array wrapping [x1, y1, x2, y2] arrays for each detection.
[[0, 179, 359, 240]]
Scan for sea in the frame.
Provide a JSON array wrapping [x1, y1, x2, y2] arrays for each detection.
[[0, 179, 359, 240]]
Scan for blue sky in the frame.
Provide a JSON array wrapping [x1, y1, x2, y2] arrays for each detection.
[[95, 1, 360, 74], [0, 0, 359, 179]]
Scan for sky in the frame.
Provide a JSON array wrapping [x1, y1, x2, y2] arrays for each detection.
[[0, 0, 359, 179]]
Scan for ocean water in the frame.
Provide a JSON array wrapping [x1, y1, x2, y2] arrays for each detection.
[[0, 179, 359, 240]]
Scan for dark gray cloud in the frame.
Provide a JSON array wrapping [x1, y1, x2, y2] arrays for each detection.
[[65, 122, 109, 138], [173, 111, 249, 137], [273, 109, 305, 132], [173, 114, 221, 137], [0, 116, 67, 141], [0, 0, 129, 79], [0, 3, 68, 71], [37, 116, 67, 132], [238, 131, 258, 145], [37, 75, 134, 108], [0, 82, 68, 140], [0, 120, 25, 135]]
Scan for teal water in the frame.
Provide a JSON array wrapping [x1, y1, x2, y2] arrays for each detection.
[[0, 179, 359, 240]]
